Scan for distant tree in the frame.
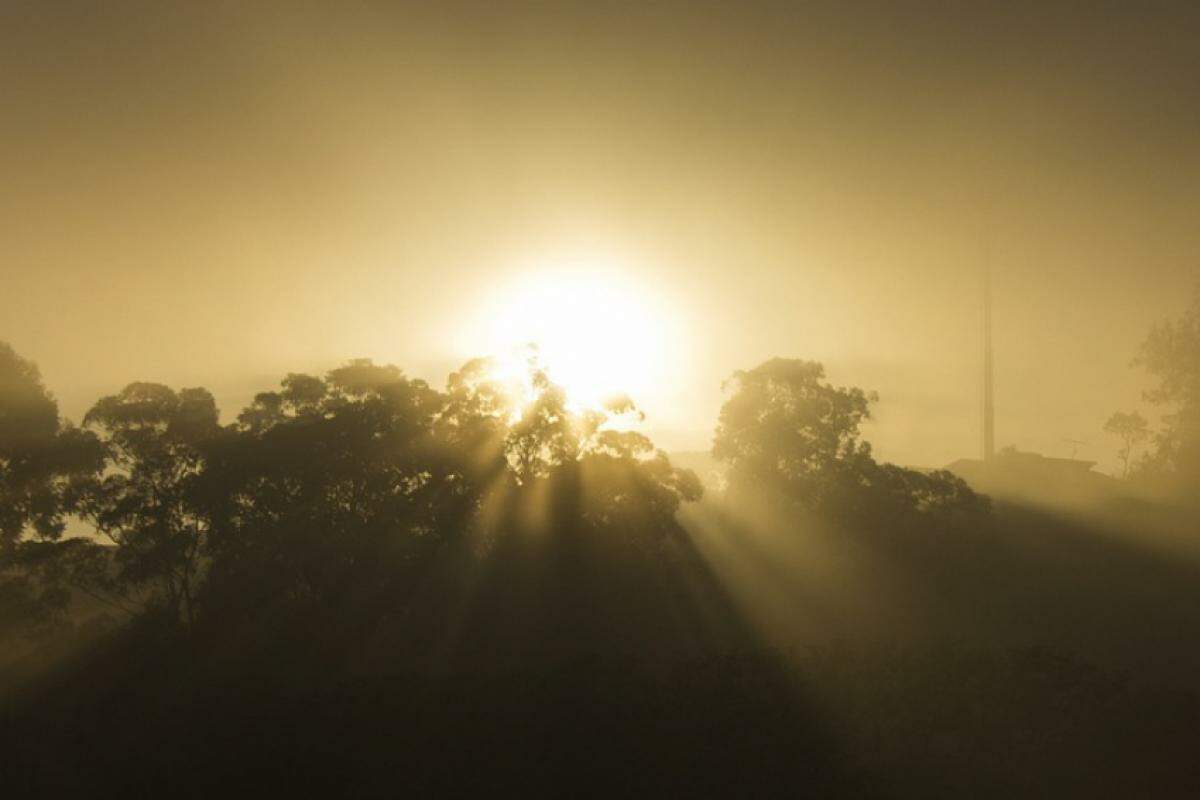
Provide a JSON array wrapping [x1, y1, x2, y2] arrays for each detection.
[[713, 358, 878, 509], [1103, 411, 1150, 478], [197, 360, 457, 634], [437, 352, 702, 532], [445, 363, 710, 665], [0, 343, 107, 636], [505, 368, 579, 483], [76, 383, 221, 628], [713, 358, 986, 528], [573, 394, 702, 540], [1134, 285, 1200, 487], [433, 356, 519, 518], [193, 355, 708, 661], [0, 343, 103, 545], [503, 362, 701, 529], [2, 343, 714, 661]]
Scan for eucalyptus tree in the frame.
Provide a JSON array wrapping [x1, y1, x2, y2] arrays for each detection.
[[1135, 285, 1200, 489], [77, 382, 221, 628], [713, 358, 985, 530], [713, 358, 878, 510], [196, 360, 458, 637], [1103, 410, 1151, 479], [0, 342, 106, 636]]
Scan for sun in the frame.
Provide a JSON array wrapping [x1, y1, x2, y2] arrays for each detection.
[[465, 259, 681, 409]]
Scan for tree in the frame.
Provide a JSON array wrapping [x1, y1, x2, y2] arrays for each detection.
[[76, 382, 221, 628], [713, 358, 986, 529], [505, 368, 579, 483], [439, 361, 712, 666], [197, 360, 458, 636], [500, 361, 702, 533], [189, 354, 711, 665], [2, 344, 716, 662], [1134, 285, 1200, 487], [1103, 411, 1150, 478], [0, 343, 107, 636], [572, 395, 702, 541], [713, 358, 878, 509], [0, 343, 104, 545]]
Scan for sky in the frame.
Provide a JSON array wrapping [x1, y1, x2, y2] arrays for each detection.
[[3, 1, 1198, 473]]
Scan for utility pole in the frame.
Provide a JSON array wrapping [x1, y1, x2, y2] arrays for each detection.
[[983, 250, 995, 463]]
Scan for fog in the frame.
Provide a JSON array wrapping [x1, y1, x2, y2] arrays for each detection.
[[5, 2, 1198, 470], [4, 3, 1200, 797]]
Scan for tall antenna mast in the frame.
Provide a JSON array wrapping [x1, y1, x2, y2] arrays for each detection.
[[983, 246, 995, 462]]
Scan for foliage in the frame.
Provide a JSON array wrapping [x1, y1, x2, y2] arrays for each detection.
[[189, 355, 707, 658], [0, 343, 104, 546], [1134, 285, 1200, 487], [0, 343, 106, 636], [713, 358, 987, 528], [1103, 410, 1150, 478], [3, 345, 994, 655], [73, 383, 221, 626], [196, 360, 458, 632], [5, 345, 1200, 798], [714, 359, 876, 505]]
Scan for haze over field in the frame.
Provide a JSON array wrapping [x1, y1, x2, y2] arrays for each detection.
[[5, 1, 1199, 470]]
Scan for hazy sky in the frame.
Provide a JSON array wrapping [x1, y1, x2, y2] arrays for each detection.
[[3, 1, 1198, 472]]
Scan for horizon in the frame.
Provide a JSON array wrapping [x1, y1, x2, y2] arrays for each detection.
[[5, 5, 1200, 796]]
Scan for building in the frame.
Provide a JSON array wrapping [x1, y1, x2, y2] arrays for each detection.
[[947, 448, 1116, 506]]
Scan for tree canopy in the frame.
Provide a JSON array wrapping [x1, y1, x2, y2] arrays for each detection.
[[3, 345, 991, 659], [0, 343, 103, 545], [1134, 286, 1200, 489], [713, 357, 987, 530], [0, 343, 106, 636]]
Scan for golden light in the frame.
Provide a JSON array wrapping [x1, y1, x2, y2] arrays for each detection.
[[463, 258, 683, 410]]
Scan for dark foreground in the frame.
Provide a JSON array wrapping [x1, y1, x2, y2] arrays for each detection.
[[4, 632, 1199, 799]]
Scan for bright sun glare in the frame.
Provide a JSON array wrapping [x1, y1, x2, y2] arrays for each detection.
[[468, 259, 680, 410]]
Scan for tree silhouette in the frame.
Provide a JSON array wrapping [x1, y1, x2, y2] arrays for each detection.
[[0, 343, 103, 546], [196, 360, 457, 643], [0, 343, 106, 636], [714, 358, 877, 507], [72, 383, 221, 627], [1135, 285, 1200, 490], [1103, 411, 1150, 478], [713, 357, 986, 529], [7, 346, 1200, 799], [505, 368, 579, 482]]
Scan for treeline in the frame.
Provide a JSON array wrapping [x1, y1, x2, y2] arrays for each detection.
[[0, 342, 986, 666], [3, 285, 1200, 796], [0, 344, 1010, 797], [6, 284, 1196, 652]]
